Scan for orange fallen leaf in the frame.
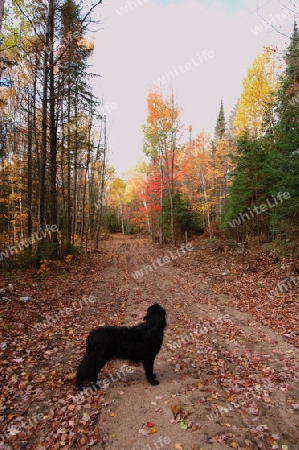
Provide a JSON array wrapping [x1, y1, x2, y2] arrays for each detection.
[[171, 404, 181, 419]]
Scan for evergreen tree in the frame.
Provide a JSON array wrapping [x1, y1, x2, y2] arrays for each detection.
[[266, 22, 299, 238], [221, 135, 270, 237], [214, 99, 226, 139], [211, 100, 232, 220]]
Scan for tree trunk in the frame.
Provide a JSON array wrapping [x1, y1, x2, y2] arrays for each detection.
[[159, 152, 164, 245], [40, 11, 50, 232], [80, 117, 92, 248], [0, 0, 4, 34], [66, 87, 71, 248], [94, 116, 107, 249], [27, 90, 33, 249], [48, 0, 58, 255], [72, 92, 78, 245]]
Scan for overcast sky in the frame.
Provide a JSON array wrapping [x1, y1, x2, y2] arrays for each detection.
[[89, 0, 297, 176]]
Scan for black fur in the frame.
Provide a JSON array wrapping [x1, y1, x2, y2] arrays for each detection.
[[76, 303, 167, 389]]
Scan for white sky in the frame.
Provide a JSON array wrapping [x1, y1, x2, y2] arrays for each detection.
[[89, 0, 298, 176]]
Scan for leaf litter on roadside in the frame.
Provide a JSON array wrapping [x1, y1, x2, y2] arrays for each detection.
[[0, 238, 298, 449]]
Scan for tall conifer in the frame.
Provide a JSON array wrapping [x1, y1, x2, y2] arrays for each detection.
[[214, 99, 226, 140]]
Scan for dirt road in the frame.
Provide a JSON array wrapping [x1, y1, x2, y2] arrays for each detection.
[[89, 235, 299, 450], [1, 234, 298, 450]]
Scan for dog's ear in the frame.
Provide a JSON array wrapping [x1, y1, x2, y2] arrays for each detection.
[[143, 303, 156, 321], [143, 304, 156, 321], [143, 310, 150, 321], [143, 303, 166, 323]]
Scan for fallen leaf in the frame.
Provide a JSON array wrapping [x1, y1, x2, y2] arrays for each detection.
[[174, 444, 183, 450], [171, 404, 181, 419], [146, 421, 154, 428], [138, 429, 149, 436]]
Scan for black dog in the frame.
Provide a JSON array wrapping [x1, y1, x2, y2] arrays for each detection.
[[76, 303, 166, 389]]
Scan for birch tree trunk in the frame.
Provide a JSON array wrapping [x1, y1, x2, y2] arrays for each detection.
[[0, 0, 4, 34], [94, 115, 107, 249]]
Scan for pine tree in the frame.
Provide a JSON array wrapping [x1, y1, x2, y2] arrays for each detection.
[[266, 22, 299, 238], [221, 48, 281, 240], [211, 100, 232, 220], [221, 135, 270, 237], [274, 21, 299, 148], [214, 99, 226, 139]]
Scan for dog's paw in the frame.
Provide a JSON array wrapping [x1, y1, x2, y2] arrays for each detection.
[[150, 379, 159, 385]]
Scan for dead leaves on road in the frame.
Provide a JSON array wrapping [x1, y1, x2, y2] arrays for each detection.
[[0, 238, 298, 449]]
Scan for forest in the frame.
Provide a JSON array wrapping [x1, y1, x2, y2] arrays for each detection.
[[0, 0, 298, 267], [0, 2, 299, 449]]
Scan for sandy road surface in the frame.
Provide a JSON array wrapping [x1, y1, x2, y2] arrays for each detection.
[[90, 235, 299, 450]]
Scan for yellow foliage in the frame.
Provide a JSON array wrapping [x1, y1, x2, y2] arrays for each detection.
[[9, 193, 21, 201], [78, 36, 95, 50], [234, 47, 279, 138], [37, 261, 50, 274], [109, 178, 127, 206]]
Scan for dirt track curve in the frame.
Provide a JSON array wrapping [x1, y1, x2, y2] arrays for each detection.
[[1, 234, 298, 450], [87, 235, 299, 450]]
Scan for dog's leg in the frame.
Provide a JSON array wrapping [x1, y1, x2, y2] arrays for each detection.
[[76, 352, 102, 389], [76, 362, 84, 390], [88, 363, 100, 386], [142, 357, 159, 385], [76, 353, 92, 389], [89, 353, 110, 386]]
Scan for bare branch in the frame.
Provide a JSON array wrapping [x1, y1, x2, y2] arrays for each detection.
[[80, 0, 103, 26], [256, 3, 292, 38], [12, 0, 46, 45]]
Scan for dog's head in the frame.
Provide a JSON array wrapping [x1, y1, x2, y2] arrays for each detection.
[[143, 303, 167, 328]]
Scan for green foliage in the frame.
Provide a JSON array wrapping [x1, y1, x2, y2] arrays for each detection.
[[102, 208, 122, 233], [0, 240, 62, 269], [163, 192, 203, 238], [28, 241, 60, 266], [265, 22, 299, 238], [214, 99, 226, 140], [221, 135, 269, 231], [222, 24, 299, 241]]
